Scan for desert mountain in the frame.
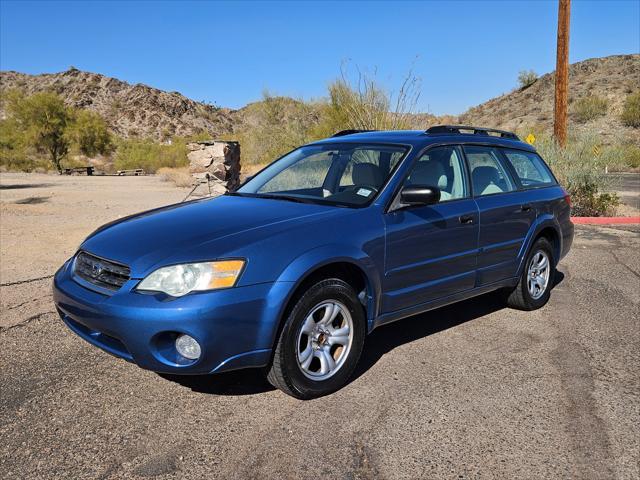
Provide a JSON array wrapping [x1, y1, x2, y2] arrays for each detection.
[[1, 54, 638, 143], [0, 67, 236, 140], [459, 54, 639, 143]]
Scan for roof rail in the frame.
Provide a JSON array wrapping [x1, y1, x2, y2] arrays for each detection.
[[331, 129, 376, 137], [425, 125, 520, 140]]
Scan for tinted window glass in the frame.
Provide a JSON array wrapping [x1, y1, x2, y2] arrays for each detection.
[[464, 146, 516, 196], [239, 144, 408, 207], [403, 146, 468, 201], [502, 149, 555, 187], [258, 150, 334, 193], [339, 149, 404, 188]]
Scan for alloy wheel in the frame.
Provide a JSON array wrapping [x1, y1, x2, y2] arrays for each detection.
[[296, 301, 354, 380], [527, 250, 550, 300]]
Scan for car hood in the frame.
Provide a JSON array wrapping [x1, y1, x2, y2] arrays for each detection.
[[80, 195, 339, 277]]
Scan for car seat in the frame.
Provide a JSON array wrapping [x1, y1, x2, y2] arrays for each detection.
[[352, 163, 384, 189], [409, 160, 452, 200], [472, 166, 504, 195]]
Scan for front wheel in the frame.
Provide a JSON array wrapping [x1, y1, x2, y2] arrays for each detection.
[[507, 237, 556, 310], [267, 278, 366, 399]]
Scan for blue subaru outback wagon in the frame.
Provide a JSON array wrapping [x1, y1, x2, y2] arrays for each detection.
[[53, 126, 574, 399]]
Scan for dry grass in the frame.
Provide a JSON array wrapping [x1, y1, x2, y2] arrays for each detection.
[[572, 95, 608, 123], [156, 167, 193, 187], [241, 163, 266, 178]]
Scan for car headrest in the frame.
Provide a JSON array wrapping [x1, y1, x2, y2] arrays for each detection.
[[352, 163, 384, 187], [410, 161, 448, 189], [472, 166, 500, 191]]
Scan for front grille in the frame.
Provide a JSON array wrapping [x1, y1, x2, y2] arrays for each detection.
[[74, 251, 130, 291]]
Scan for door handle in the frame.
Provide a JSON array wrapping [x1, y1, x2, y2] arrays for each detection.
[[521, 204, 532, 212], [459, 215, 474, 224]]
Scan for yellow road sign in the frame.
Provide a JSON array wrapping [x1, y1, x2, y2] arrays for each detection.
[[593, 145, 601, 157], [525, 133, 536, 145]]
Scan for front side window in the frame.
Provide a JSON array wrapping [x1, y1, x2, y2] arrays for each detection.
[[464, 146, 516, 196], [237, 144, 408, 207], [502, 149, 556, 187], [339, 149, 405, 188], [402, 146, 468, 201]]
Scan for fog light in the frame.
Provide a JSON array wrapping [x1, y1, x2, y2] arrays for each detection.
[[175, 334, 201, 360]]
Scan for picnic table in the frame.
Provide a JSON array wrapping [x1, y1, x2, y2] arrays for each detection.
[[62, 166, 94, 176], [116, 169, 146, 176]]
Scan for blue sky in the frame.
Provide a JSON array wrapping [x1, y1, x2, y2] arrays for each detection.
[[1, 1, 638, 115]]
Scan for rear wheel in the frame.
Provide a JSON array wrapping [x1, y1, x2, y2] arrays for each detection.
[[507, 237, 555, 310], [267, 278, 365, 399]]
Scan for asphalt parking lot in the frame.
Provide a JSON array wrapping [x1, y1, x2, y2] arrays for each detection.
[[1, 175, 639, 479]]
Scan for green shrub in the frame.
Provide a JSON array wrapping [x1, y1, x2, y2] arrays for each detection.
[[599, 143, 640, 172], [620, 91, 640, 128], [518, 70, 538, 89], [572, 95, 608, 123], [225, 92, 321, 167], [536, 134, 619, 216], [622, 145, 640, 169], [114, 137, 188, 173], [314, 64, 421, 137]]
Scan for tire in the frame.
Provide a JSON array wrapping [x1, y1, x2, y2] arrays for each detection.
[[507, 237, 556, 310], [267, 278, 366, 399]]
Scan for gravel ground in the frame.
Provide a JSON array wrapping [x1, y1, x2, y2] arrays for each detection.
[[1, 173, 639, 479], [0, 173, 188, 329]]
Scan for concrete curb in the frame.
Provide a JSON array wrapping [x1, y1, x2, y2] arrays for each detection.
[[572, 217, 640, 225]]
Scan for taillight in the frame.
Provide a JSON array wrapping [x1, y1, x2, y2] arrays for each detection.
[[562, 188, 571, 208]]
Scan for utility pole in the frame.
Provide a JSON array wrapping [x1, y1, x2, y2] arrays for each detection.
[[554, 0, 571, 147]]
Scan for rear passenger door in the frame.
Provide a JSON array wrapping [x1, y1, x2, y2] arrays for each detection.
[[463, 145, 536, 286]]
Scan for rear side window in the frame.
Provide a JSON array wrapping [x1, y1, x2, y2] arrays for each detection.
[[502, 149, 556, 187], [463, 146, 516, 196]]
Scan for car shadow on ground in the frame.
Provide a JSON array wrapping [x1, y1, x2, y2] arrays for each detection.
[[162, 271, 564, 397]]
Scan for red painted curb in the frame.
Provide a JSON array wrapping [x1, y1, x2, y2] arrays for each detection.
[[571, 217, 640, 225]]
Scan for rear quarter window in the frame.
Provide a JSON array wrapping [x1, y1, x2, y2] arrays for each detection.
[[502, 149, 556, 188]]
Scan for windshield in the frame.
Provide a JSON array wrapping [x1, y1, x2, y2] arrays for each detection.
[[236, 144, 408, 207]]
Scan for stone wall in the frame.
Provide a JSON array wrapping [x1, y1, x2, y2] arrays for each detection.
[[187, 140, 241, 194]]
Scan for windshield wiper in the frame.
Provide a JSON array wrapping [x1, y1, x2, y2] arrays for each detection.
[[254, 193, 318, 204], [226, 191, 317, 204]]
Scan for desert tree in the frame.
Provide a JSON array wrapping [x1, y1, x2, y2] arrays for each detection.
[[6, 90, 72, 173], [68, 109, 113, 157]]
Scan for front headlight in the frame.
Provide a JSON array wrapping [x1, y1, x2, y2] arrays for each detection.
[[137, 260, 245, 297]]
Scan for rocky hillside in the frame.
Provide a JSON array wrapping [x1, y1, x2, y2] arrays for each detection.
[[1, 54, 638, 143], [0, 68, 236, 140], [459, 54, 639, 143]]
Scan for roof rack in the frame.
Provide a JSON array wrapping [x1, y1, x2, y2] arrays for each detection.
[[331, 129, 376, 137], [425, 125, 520, 140]]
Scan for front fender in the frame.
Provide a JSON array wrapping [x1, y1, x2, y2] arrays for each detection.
[[275, 244, 383, 331]]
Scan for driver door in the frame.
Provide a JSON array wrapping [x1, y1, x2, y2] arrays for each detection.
[[382, 145, 479, 313]]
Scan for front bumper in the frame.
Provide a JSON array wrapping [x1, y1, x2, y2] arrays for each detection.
[[53, 259, 292, 374]]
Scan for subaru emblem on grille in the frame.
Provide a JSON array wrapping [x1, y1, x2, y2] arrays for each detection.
[[91, 262, 104, 278], [74, 251, 131, 291]]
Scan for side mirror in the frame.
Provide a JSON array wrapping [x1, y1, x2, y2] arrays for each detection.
[[400, 185, 440, 206]]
